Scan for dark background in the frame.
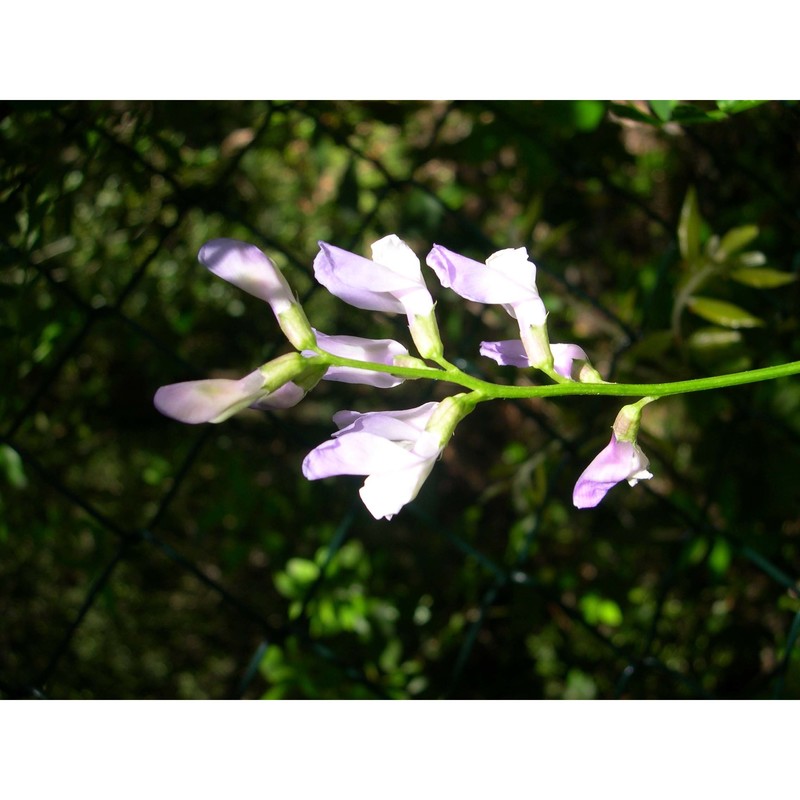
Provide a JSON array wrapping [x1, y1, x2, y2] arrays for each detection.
[[2, 100, 799, 699]]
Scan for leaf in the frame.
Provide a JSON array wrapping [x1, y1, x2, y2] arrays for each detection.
[[671, 104, 728, 124], [730, 267, 797, 288], [716, 100, 767, 115], [0, 444, 27, 489], [607, 102, 660, 126], [687, 327, 748, 370], [286, 558, 320, 585], [686, 296, 764, 329], [571, 100, 606, 131], [678, 186, 701, 263], [687, 327, 742, 350], [733, 251, 767, 268], [713, 225, 759, 262], [580, 594, 623, 627], [649, 100, 677, 122], [709, 538, 732, 575]]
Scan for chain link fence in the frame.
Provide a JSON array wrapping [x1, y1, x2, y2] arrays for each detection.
[[2, 100, 799, 698]]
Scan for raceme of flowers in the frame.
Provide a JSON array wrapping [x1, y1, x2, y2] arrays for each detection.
[[155, 235, 654, 519]]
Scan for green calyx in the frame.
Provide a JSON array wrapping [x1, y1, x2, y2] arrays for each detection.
[[278, 305, 317, 351], [259, 352, 325, 393]]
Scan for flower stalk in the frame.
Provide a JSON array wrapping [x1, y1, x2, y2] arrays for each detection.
[[156, 233, 800, 518]]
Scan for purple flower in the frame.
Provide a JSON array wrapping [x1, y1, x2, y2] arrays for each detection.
[[199, 238, 295, 315], [314, 234, 443, 359], [479, 339, 590, 379], [308, 330, 408, 388], [154, 368, 306, 425], [572, 434, 653, 509], [302, 403, 443, 520], [199, 237, 316, 350], [155, 329, 410, 424], [426, 244, 548, 329], [313, 234, 434, 320]]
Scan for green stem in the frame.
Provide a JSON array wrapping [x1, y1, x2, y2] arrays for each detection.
[[306, 350, 800, 400]]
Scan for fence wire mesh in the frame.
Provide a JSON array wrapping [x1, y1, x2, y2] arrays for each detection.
[[2, 100, 799, 698]]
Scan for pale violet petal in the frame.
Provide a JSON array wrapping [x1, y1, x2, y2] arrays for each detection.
[[313, 243, 409, 314], [154, 368, 265, 424], [359, 459, 437, 520], [333, 414, 428, 443], [322, 366, 403, 388], [309, 330, 408, 388], [332, 403, 439, 435], [573, 435, 652, 508], [198, 238, 294, 314], [508, 295, 548, 329], [484, 248, 538, 287], [249, 381, 307, 410], [305, 402, 444, 519], [481, 339, 581, 372], [314, 240, 433, 318], [551, 343, 589, 379], [479, 339, 529, 367], [370, 234, 423, 281], [302, 430, 427, 480], [426, 244, 540, 305], [313, 330, 408, 363]]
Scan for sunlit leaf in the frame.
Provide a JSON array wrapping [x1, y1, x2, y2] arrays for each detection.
[[671, 104, 728, 124], [0, 444, 27, 489], [716, 100, 767, 115], [687, 327, 743, 350], [732, 251, 767, 268], [687, 327, 746, 368], [686, 296, 764, 328], [713, 225, 759, 262], [709, 538, 732, 575], [571, 100, 606, 131], [607, 102, 660, 125], [730, 267, 797, 288], [580, 593, 623, 627], [286, 557, 320, 585], [679, 186, 701, 263], [649, 100, 677, 122]]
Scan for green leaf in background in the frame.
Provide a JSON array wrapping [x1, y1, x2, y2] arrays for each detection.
[[687, 327, 745, 367], [687, 327, 743, 351], [679, 186, 701, 263], [716, 100, 768, 115], [580, 594, 623, 627], [732, 251, 767, 268], [570, 100, 606, 132], [649, 100, 678, 122], [686, 296, 764, 329], [670, 105, 728, 124], [609, 101, 766, 128], [0, 444, 27, 489], [708, 538, 732, 576], [729, 267, 797, 288], [712, 225, 760, 262], [286, 557, 320, 586], [607, 102, 660, 126]]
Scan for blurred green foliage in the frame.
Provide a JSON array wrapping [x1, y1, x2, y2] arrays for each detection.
[[1, 100, 800, 699]]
